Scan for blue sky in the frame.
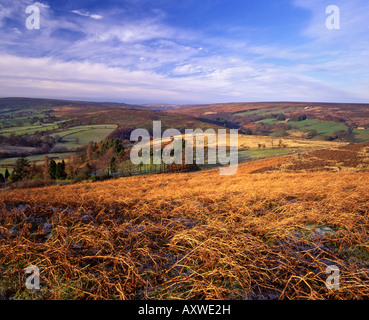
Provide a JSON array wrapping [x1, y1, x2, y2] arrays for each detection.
[[0, 0, 368, 104]]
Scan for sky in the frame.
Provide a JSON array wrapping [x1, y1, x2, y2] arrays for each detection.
[[0, 0, 368, 104]]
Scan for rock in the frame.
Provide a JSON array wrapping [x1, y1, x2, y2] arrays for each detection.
[[42, 223, 52, 233], [81, 214, 93, 223], [45, 233, 54, 240], [310, 226, 336, 239], [314, 226, 336, 236], [8, 225, 18, 237]]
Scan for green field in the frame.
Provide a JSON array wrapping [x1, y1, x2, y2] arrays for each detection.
[[352, 129, 369, 143], [52, 124, 118, 150], [286, 120, 348, 136], [254, 118, 279, 125], [254, 118, 349, 138], [0, 106, 60, 134], [0, 121, 67, 136], [0, 124, 119, 174], [252, 118, 350, 140]]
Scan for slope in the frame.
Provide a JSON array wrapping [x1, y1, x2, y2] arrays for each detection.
[[0, 152, 368, 300]]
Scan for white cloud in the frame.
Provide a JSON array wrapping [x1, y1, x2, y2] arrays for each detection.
[[0, 53, 362, 104], [72, 10, 103, 20], [172, 64, 209, 76], [33, 2, 50, 9]]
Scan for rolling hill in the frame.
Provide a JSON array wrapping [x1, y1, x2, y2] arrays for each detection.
[[0, 97, 220, 135], [165, 102, 369, 125]]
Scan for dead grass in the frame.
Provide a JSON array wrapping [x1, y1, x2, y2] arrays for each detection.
[[238, 134, 343, 150], [252, 142, 369, 173], [0, 156, 368, 300]]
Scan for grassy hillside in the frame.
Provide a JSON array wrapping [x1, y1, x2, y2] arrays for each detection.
[[0, 148, 368, 300]]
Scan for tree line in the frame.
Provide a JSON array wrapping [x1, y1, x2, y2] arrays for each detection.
[[0, 154, 67, 183]]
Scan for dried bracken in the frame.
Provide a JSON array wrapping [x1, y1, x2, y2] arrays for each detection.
[[0, 155, 368, 300]]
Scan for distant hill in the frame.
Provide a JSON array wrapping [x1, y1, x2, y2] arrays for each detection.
[[0, 97, 147, 111], [0, 97, 224, 139], [141, 104, 181, 111], [165, 101, 369, 126]]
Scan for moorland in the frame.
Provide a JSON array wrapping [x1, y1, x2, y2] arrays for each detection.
[[0, 98, 368, 300]]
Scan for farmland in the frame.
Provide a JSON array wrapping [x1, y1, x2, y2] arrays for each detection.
[[167, 102, 369, 126], [51, 125, 118, 151], [353, 128, 369, 143], [0, 122, 65, 137], [0, 98, 222, 174], [254, 119, 347, 137], [1, 98, 346, 175], [285, 120, 348, 138], [167, 102, 369, 143], [0, 124, 118, 168]]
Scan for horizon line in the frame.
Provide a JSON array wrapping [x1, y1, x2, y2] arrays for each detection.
[[1, 96, 369, 107]]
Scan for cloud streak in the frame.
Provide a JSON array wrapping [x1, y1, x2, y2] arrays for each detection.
[[72, 10, 103, 20]]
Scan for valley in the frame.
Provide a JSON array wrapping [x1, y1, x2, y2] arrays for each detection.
[[0, 98, 368, 301]]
